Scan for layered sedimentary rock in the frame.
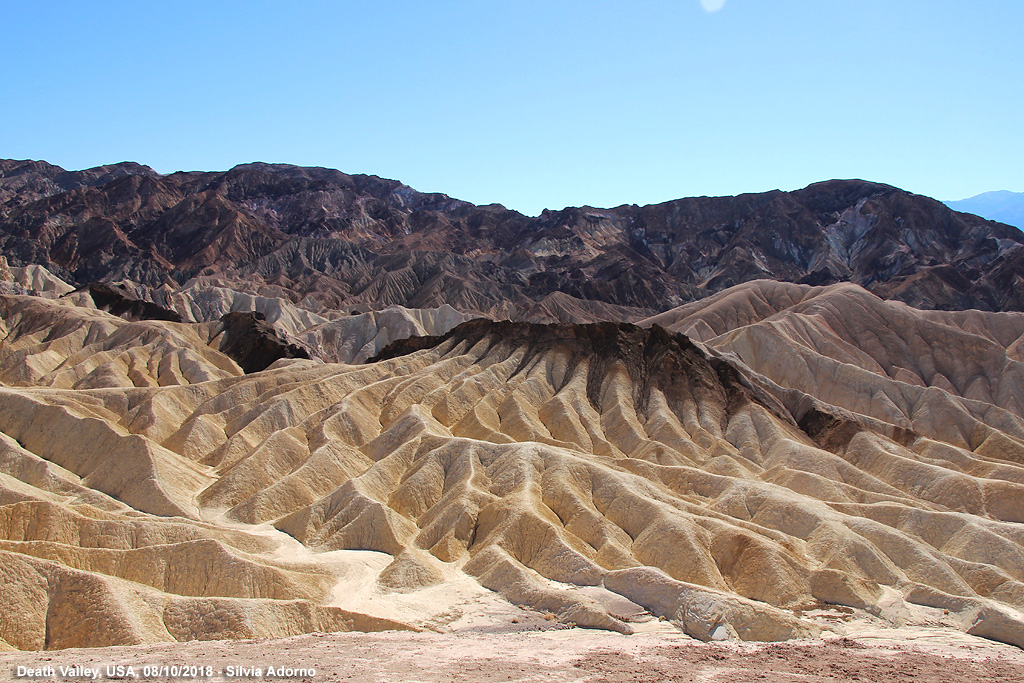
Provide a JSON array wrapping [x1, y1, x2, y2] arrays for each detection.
[[1, 281, 1024, 649]]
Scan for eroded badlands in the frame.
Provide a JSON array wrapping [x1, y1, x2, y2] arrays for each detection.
[[1, 277, 1023, 654]]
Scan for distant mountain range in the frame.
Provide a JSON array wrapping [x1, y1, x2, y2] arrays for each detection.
[[3, 158, 1024, 314], [946, 190, 1024, 230]]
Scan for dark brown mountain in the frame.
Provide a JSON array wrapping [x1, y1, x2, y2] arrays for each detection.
[[2, 159, 1022, 315], [0, 159, 158, 205]]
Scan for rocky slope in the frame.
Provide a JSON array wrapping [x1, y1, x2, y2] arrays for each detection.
[[3, 159, 1023, 316], [1, 279, 1024, 649]]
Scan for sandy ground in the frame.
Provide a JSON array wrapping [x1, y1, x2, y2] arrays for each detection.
[[3, 622, 1024, 683]]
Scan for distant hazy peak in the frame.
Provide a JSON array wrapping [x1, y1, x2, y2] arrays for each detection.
[[945, 190, 1024, 229]]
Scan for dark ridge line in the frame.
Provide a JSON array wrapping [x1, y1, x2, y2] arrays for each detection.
[[367, 318, 799, 428], [69, 282, 184, 322]]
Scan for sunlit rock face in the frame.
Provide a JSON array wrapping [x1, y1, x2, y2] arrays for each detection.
[[2, 279, 1024, 650]]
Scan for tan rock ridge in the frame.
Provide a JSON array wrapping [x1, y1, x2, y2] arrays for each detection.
[[0, 294, 242, 389]]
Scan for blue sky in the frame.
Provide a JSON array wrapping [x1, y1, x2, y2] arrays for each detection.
[[2, 1, 1021, 215]]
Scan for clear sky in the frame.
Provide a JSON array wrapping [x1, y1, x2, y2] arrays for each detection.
[[2, 1, 1021, 215]]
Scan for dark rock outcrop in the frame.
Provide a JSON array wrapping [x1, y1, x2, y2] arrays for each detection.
[[372, 319, 787, 423], [216, 311, 310, 373], [77, 282, 183, 322]]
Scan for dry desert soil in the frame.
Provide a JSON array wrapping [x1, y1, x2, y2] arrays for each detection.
[[3, 624, 1024, 683]]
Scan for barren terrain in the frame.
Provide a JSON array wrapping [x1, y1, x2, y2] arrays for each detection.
[[3, 625, 1024, 683], [2, 161, 1024, 671], [2, 271, 1024, 653]]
